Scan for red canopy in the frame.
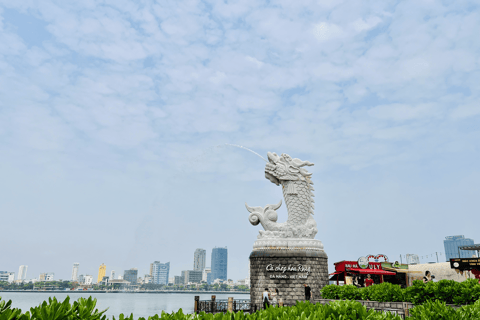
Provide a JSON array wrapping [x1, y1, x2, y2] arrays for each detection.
[[347, 268, 396, 275]]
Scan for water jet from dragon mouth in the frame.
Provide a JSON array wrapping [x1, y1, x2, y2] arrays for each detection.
[[224, 143, 268, 162]]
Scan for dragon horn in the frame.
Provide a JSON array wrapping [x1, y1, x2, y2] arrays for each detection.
[[245, 203, 255, 213]]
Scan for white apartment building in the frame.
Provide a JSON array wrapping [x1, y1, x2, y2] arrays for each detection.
[[110, 270, 116, 280], [84, 275, 93, 285], [0, 272, 15, 283]]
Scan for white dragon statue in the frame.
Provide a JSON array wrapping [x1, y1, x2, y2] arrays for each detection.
[[246, 152, 319, 243]]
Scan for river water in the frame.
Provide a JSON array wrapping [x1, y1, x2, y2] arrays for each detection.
[[0, 292, 250, 318]]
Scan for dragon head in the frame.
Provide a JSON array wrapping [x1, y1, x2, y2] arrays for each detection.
[[265, 152, 314, 185]]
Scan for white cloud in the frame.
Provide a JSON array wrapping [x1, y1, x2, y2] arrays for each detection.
[[1, 0, 480, 281], [312, 22, 344, 42]]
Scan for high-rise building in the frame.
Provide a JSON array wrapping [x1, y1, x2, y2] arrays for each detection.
[[151, 261, 170, 285], [110, 270, 116, 280], [17, 265, 27, 280], [124, 268, 138, 284], [78, 274, 85, 283], [211, 247, 227, 281], [194, 249, 206, 271], [149, 263, 153, 276], [444, 235, 475, 260], [181, 270, 202, 284], [405, 254, 420, 264], [97, 264, 106, 283], [84, 275, 93, 285], [72, 263, 80, 281]]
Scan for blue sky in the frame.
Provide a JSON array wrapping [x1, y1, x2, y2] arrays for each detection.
[[1, 0, 479, 281]]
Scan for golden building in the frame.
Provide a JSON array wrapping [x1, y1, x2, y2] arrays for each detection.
[[97, 263, 106, 283]]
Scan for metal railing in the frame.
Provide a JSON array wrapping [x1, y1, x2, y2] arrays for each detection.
[[194, 296, 407, 318]]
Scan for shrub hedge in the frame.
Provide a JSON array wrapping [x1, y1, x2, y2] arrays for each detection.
[[2, 293, 480, 320], [321, 279, 480, 305]]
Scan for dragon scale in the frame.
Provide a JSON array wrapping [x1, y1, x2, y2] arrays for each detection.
[[282, 179, 314, 226]]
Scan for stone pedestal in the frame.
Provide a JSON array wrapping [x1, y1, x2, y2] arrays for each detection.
[[250, 249, 328, 306]]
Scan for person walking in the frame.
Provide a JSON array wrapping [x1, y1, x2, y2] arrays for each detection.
[[262, 288, 270, 309], [304, 284, 311, 301]]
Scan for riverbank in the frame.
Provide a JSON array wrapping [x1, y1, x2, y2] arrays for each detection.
[[0, 290, 250, 294]]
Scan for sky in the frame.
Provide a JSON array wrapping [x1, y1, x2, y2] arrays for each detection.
[[1, 0, 479, 282]]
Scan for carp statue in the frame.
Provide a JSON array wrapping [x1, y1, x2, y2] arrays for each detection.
[[246, 152, 324, 251]]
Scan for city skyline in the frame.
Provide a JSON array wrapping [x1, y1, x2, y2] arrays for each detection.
[[3, 246, 237, 284], [4, 235, 475, 283], [1, 0, 479, 282]]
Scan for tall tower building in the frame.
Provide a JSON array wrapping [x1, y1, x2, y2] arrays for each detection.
[[211, 247, 227, 281], [110, 270, 115, 280], [194, 248, 206, 271], [444, 235, 475, 261], [152, 261, 170, 285], [97, 263, 106, 283], [18, 265, 28, 280], [72, 263, 80, 281]]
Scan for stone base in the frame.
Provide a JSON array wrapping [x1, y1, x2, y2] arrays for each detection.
[[250, 249, 328, 306], [253, 238, 325, 251]]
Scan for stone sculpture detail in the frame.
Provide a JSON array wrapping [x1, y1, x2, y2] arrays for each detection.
[[246, 152, 324, 251]]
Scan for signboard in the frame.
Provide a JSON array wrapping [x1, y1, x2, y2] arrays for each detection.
[[356, 254, 389, 269], [335, 261, 383, 272], [450, 258, 480, 270], [265, 264, 311, 279]]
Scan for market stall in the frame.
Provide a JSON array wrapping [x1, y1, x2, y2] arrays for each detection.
[[329, 259, 396, 286], [329, 255, 422, 287]]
